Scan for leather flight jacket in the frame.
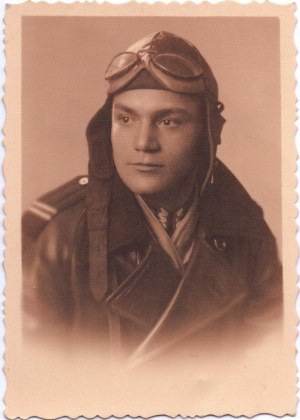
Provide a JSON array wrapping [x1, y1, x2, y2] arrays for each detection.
[[22, 161, 283, 367]]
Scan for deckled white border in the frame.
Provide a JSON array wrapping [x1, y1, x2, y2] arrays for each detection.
[[0, 2, 6, 420], [0, 0, 298, 419]]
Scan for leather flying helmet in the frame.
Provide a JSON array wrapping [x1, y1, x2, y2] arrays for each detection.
[[105, 31, 218, 99], [85, 31, 225, 302]]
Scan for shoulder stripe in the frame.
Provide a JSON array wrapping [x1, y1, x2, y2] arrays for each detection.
[[28, 199, 58, 221], [33, 201, 57, 216], [28, 205, 54, 221]]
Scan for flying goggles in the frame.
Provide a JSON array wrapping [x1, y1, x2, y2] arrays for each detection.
[[105, 31, 216, 96]]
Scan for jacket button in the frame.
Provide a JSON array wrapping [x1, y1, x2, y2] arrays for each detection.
[[79, 177, 88, 185], [213, 238, 227, 251]]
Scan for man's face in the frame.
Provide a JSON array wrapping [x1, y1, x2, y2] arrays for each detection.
[[111, 89, 204, 198]]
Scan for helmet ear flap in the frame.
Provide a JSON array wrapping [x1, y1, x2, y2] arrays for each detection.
[[86, 97, 114, 301], [86, 96, 114, 180]]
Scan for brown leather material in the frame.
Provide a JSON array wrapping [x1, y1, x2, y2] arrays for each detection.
[[86, 178, 111, 301], [129, 232, 249, 363], [22, 162, 283, 361], [106, 243, 181, 331], [107, 173, 150, 253], [86, 97, 114, 181], [22, 176, 88, 240]]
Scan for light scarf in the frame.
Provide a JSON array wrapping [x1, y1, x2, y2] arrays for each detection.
[[135, 191, 199, 275]]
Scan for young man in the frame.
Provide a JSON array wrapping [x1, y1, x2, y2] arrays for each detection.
[[22, 32, 282, 366]]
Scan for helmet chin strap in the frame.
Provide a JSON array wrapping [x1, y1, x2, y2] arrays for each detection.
[[87, 176, 111, 301], [86, 98, 114, 301], [199, 96, 218, 195]]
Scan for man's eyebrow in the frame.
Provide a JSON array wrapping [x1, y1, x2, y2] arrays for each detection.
[[113, 103, 138, 116], [113, 103, 193, 118], [153, 108, 192, 119]]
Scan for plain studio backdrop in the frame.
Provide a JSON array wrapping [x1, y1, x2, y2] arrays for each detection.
[[22, 16, 281, 252]]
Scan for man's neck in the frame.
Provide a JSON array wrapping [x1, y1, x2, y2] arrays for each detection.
[[140, 178, 196, 212]]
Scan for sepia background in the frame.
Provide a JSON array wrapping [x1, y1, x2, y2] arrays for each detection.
[[22, 16, 281, 250]]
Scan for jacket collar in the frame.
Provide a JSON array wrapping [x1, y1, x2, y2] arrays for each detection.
[[197, 160, 270, 239], [107, 160, 270, 255]]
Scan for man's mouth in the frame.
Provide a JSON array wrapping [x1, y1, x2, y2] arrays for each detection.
[[129, 162, 164, 167], [128, 162, 164, 172]]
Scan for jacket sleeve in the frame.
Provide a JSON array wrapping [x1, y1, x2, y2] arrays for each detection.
[[22, 218, 75, 342], [22, 177, 88, 343], [242, 231, 283, 334]]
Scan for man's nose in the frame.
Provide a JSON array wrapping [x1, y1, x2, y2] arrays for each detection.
[[134, 121, 160, 152]]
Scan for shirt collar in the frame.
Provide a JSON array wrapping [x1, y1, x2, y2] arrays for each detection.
[[135, 189, 199, 273]]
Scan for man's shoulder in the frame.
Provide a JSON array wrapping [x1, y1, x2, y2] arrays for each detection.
[[205, 160, 272, 239], [22, 176, 89, 241], [214, 160, 262, 212]]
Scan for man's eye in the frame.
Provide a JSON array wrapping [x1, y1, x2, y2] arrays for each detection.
[[159, 119, 181, 127], [116, 114, 131, 124]]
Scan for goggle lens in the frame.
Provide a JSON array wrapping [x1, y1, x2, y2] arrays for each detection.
[[152, 54, 203, 79], [105, 52, 139, 80], [105, 51, 203, 81]]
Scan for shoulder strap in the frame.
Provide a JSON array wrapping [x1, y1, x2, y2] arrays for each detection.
[[22, 176, 88, 240]]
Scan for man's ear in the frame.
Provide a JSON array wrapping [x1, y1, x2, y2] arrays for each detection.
[[86, 97, 114, 180], [211, 101, 226, 146]]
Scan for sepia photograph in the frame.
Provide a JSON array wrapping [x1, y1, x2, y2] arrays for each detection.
[[22, 15, 283, 364], [4, 2, 297, 418]]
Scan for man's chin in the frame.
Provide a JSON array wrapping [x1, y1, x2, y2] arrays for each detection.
[[128, 186, 167, 197], [121, 180, 171, 197]]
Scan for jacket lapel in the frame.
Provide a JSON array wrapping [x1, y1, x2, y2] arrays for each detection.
[[129, 230, 248, 367], [106, 242, 181, 331]]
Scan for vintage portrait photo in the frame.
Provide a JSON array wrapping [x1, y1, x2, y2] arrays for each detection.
[[4, 2, 297, 418]]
